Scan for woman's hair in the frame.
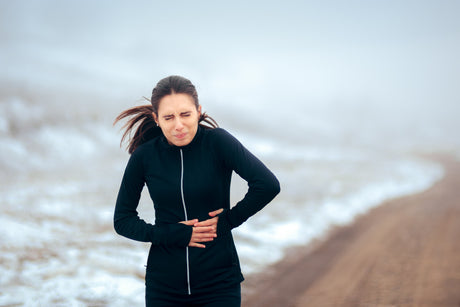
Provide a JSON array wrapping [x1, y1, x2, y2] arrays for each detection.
[[114, 75, 218, 154]]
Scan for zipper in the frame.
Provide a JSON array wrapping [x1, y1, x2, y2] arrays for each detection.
[[179, 149, 192, 295]]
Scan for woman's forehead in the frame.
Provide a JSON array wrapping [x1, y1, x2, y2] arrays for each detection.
[[158, 93, 197, 114]]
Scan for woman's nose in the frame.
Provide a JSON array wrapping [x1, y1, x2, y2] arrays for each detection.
[[175, 118, 184, 130]]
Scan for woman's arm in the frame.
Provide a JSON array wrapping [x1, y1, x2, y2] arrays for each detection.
[[113, 150, 192, 246], [211, 129, 280, 234]]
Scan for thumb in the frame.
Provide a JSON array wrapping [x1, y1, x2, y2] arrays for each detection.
[[208, 208, 224, 217]]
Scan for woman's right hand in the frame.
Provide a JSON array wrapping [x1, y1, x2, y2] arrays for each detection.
[[179, 219, 217, 248]]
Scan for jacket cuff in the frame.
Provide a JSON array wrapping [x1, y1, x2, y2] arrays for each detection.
[[164, 223, 193, 246]]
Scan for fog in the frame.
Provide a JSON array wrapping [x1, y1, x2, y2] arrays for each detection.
[[1, 0, 459, 152]]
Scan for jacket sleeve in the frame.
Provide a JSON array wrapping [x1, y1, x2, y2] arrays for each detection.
[[113, 149, 192, 246], [214, 129, 280, 234]]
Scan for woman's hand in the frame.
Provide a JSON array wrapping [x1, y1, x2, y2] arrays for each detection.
[[180, 219, 217, 248], [179, 209, 224, 248]]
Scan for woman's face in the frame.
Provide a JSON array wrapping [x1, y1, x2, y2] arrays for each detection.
[[153, 93, 201, 147]]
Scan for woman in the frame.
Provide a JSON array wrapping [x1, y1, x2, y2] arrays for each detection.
[[114, 75, 280, 306]]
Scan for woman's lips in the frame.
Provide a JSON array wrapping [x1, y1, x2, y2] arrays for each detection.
[[175, 133, 187, 139]]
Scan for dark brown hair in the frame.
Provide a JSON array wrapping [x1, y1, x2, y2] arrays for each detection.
[[114, 75, 218, 154]]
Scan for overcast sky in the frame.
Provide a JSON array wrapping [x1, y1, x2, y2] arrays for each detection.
[[1, 0, 459, 147]]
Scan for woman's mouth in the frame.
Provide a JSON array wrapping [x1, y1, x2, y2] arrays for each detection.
[[175, 133, 187, 139]]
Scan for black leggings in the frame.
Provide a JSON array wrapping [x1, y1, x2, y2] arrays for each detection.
[[145, 284, 241, 307]]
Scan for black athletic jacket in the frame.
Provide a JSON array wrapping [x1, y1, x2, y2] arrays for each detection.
[[114, 127, 280, 295]]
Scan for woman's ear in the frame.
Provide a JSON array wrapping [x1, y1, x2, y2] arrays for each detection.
[[198, 105, 202, 117], [152, 112, 159, 126]]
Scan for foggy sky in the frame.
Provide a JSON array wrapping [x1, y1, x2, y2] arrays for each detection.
[[1, 0, 459, 149]]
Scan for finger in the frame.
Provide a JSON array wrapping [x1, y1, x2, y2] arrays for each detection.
[[192, 236, 215, 243], [192, 234, 216, 242], [193, 225, 215, 232], [190, 243, 206, 248], [193, 232, 217, 239], [194, 218, 218, 227], [179, 219, 198, 226], [208, 208, 224, 217]]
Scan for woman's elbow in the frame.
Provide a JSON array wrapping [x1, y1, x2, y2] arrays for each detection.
[[113, 217, 126, 236], [273, 178, 281, 196], [268, 176, 281, 198]]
